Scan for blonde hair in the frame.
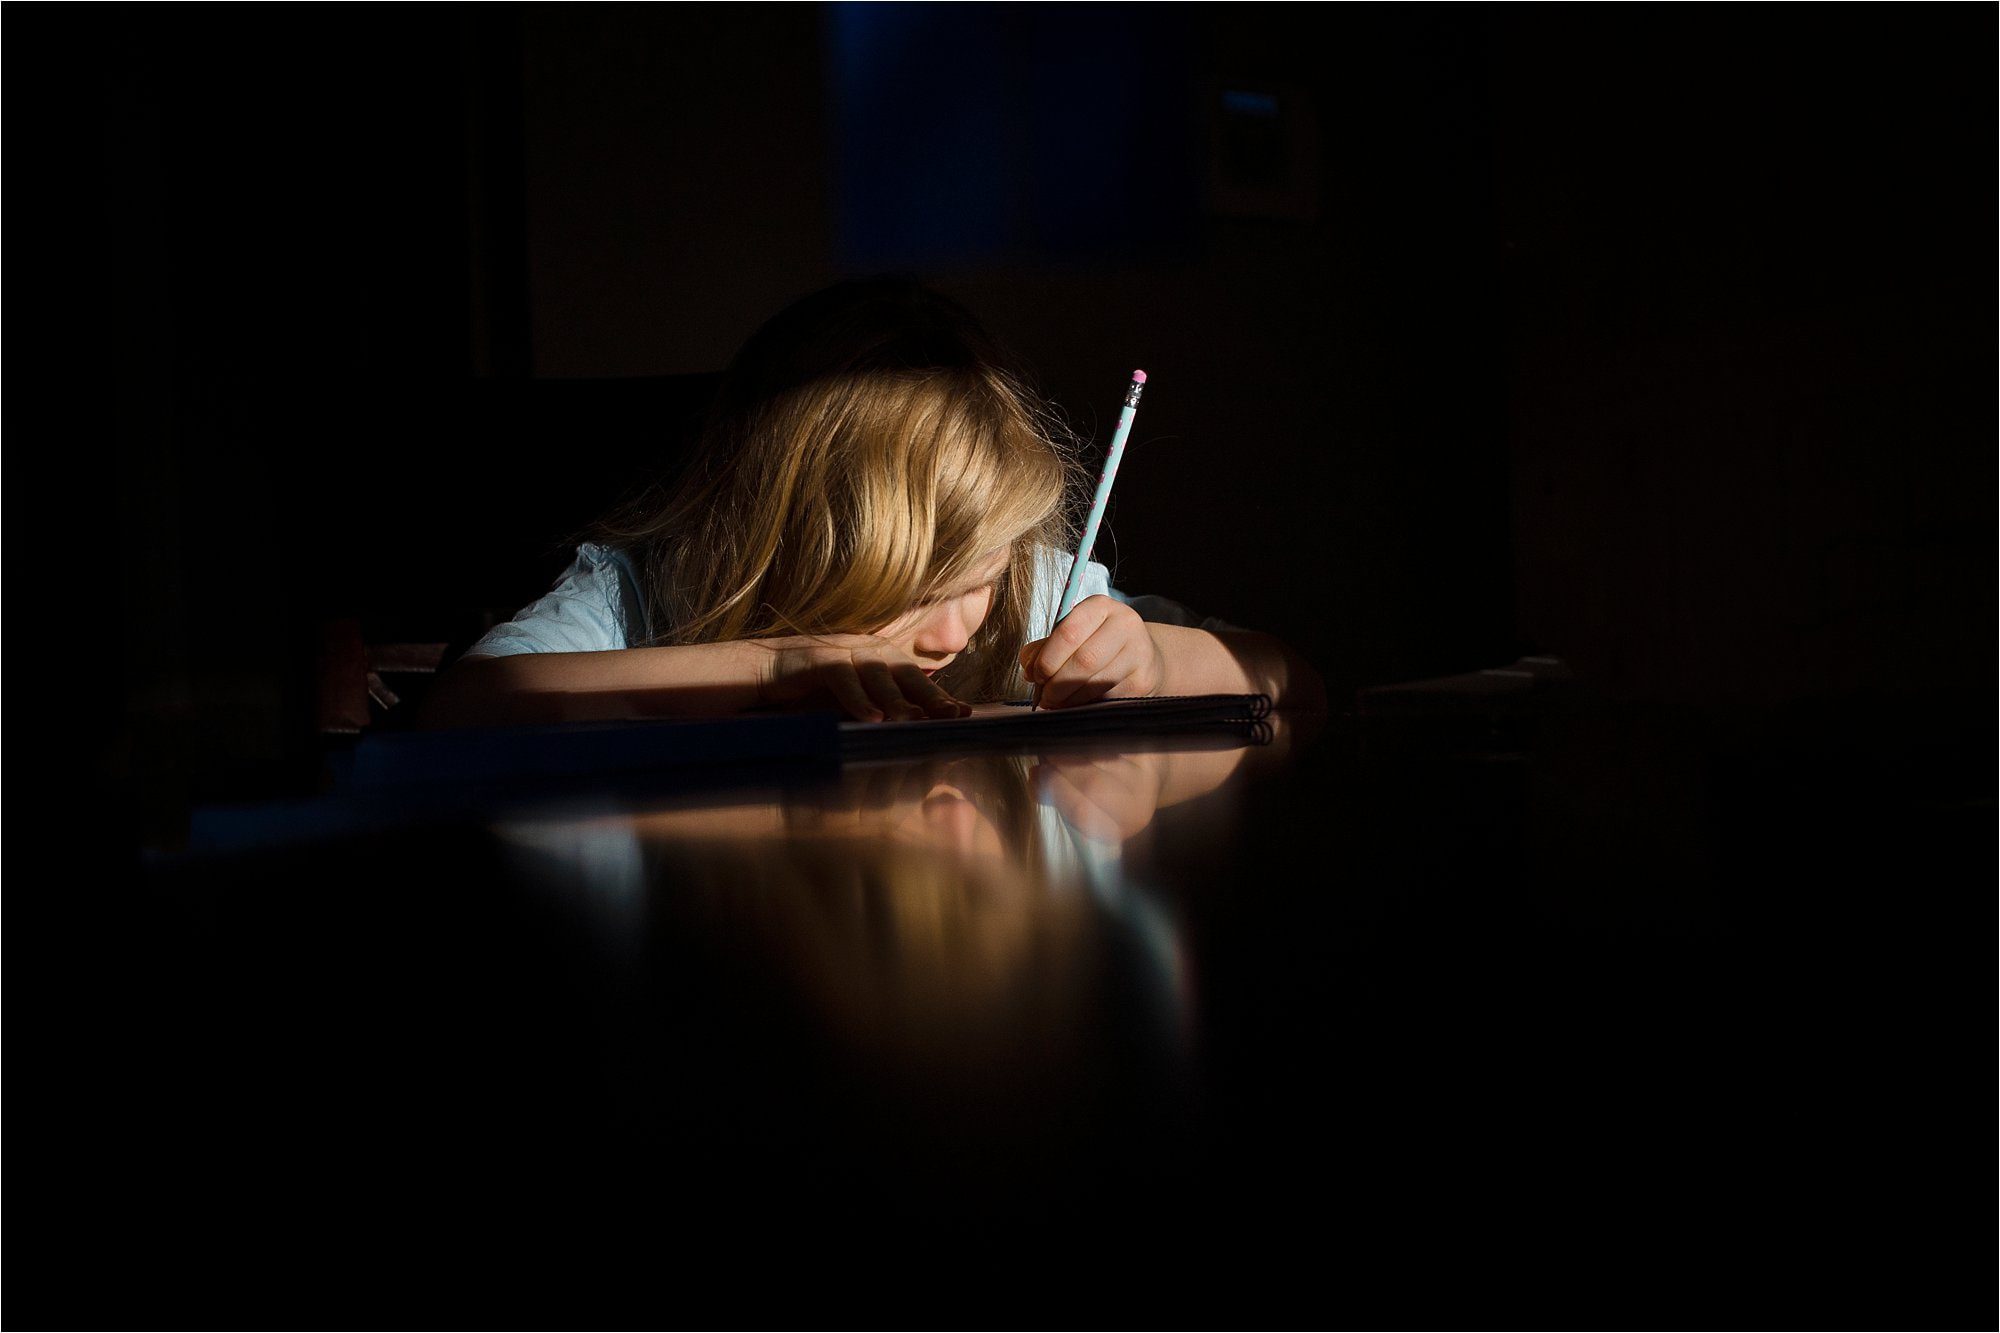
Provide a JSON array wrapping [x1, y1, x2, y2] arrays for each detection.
[[599, 279, 1085, 702]]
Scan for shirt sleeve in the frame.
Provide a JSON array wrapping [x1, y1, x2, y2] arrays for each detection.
[[1027, 545, 1114, 640], [461, 543, 635, 658]]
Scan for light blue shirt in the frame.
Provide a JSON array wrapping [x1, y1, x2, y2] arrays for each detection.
[[464, 542, 1131, 659]]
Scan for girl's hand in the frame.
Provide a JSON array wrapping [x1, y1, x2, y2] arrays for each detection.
[[1018, 595, 1166, 710], [749, 634, 972, 722]]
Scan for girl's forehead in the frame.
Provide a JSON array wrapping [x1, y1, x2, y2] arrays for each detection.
[[957, 546, 1012, 586], [937, 543, 1009, 577], [905, 546, 1010, 611]]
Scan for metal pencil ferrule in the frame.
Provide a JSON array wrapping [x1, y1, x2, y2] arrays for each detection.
[[1123, 380, 1146, 409]]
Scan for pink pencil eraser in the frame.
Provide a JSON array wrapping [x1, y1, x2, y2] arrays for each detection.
[[1132, 369, 1147, 383]]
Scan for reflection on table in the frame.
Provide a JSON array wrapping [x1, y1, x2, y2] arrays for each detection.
[[89, 696, 1992, 1318], [490, 719, 1304, 1100]]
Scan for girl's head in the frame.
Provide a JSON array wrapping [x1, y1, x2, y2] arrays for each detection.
[[611, 277, 1083, 701], [640, 752, 1099, 1076]]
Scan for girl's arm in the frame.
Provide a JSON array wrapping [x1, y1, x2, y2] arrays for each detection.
[[418, 635, 973, 729], [1022, 597, 1328, 713], [418, 642, 767, 729], [1148, 624, 1328, 713]]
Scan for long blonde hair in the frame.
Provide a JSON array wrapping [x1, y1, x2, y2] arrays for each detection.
[[598, 279, 1086, 702]]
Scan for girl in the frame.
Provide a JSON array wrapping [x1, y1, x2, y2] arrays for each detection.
[[423, 278, 1323, 728]]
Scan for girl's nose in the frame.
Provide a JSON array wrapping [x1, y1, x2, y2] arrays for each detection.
[[913, 601, 971, 654]]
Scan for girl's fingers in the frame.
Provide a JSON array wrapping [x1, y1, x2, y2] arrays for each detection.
[[856, 659, 923, 720], [828, 652, 969, 723], [891, 663, 970, 718], [823, 667, 884, 721], [1019, 637, 1048, 678], [1038, 626, 1144, 710], [1023, 597, 1115, 685]]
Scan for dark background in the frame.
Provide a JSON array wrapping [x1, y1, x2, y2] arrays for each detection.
[[4, 7, 1995, 1321], [10, 4, 1994, 838]]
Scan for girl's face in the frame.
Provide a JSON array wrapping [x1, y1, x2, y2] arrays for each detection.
[[873, 547, 1011, 675]]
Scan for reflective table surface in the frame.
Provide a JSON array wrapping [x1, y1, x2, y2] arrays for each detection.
[[38, 701, 1994, 1321]]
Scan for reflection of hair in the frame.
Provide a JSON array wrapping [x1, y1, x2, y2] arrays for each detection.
[[599, 277, 1086, 702], [644, 754, 1095, 1074]]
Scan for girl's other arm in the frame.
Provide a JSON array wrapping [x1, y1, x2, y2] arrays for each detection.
[[418, 635, 973, 729], [1147, 624, 1328, 713], [418, 643, 768, 728]]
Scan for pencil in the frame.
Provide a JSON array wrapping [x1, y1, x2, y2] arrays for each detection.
[[1032, 368, 1148, 711]]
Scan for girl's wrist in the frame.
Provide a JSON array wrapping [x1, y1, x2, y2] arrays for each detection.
[[732, 639, 778, 708], [1144, 623, 1171, 696], [1144, 623, 1184, 696], [1146, 622, 1268, 700], [648, 638, 775, 712]]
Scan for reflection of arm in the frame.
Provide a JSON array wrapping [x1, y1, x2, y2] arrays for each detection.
[[622, 762, 955, 843], [626, 800, 789, 841], [1037, 711, 1310, 843], [1155, 709, 1310, 804], [1033, 743, 1245, 845], [1153, 743, 1251, 809]]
